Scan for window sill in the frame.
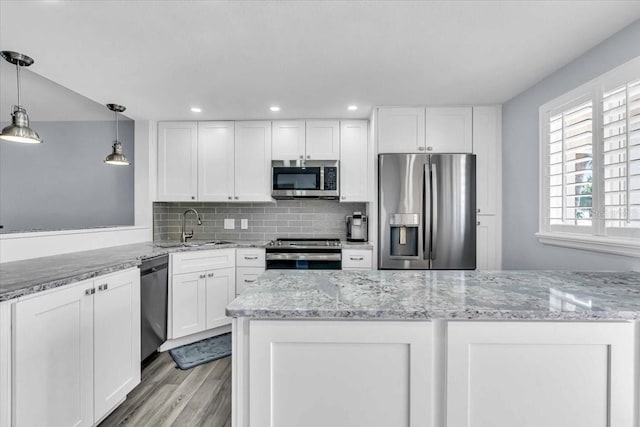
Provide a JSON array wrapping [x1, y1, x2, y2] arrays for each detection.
[[535, 232, 640, 258]]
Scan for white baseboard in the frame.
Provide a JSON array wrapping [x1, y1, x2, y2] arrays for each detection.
[[0, 226, 152, 263], [159, 324, 232, 352]]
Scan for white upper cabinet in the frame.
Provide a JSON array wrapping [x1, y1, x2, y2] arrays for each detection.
[[272, 120, 340, 160], [340, 120, 369, 202], [378, 106, 472, 154], [235, 121, 272, 202], [425, 107, 472, 153], [473, 106, 501, 215], [378, 107, 426, 153], [305, 120, 340, 160], [198, 121, 235, 201], [272, 121, 306, 161], [157, 122, 198, 201]]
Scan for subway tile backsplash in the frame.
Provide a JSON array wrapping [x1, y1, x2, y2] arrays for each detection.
[[153, 200, 366, 242]]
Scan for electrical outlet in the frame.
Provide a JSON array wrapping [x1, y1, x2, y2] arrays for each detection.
[[224, 218, 235, 230], [241, 219, 248, 230]]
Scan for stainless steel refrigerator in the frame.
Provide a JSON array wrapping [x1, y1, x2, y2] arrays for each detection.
[[378, 153, 476, 269]]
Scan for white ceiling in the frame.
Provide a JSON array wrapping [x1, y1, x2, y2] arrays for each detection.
[[1, 1, 640, 122]]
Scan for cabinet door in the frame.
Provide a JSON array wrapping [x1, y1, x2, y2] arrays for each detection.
[[425, 107, 472, 153], [234, 121, 272, 202], [250, 320, 431, 427], [171, 272, 206, 338], [377, 107, 425, 153], [198, 121, 235, 201], [305, 120, 340, 160], [205, 267, 235, 330], [339, 120, 368, 202], [13, 281, 94, 427], [157, 122, 198, 201], [93, 269, 141, 422], [272, 121, 305, 161], [473, 106, 501, 215], [236, 267, 265, 296], [476, 215, 500, 270], [447, 322, 636, 427]]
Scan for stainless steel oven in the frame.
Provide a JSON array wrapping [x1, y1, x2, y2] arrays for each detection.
[[266, 238, 342, 269], [272, 160, 339, 199]]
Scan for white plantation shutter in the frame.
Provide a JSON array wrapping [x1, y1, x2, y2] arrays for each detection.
[[547, 100, 593, 229], [602, 80, 640, 235]]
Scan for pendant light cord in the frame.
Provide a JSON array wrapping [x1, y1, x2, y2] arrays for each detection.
[[15, 61, 21, 107], [115, 110, 119, 142]]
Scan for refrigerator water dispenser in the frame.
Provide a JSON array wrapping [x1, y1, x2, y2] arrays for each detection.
[[389, 214, 419, 258]]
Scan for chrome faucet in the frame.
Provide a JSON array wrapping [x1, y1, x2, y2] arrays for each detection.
[[181, 208, 202, 243]]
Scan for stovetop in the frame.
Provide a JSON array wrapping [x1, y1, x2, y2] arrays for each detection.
[[267, 238, 342, 249]]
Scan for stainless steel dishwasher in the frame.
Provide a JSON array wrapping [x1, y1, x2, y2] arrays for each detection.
[[140, 254, 168, 363]]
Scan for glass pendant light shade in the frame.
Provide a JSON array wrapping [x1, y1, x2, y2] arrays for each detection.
[[0, 51, 42, 144], [104, 104, 130, 166]]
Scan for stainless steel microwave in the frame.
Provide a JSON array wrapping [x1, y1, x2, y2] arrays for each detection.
[[271, 160, 339, 199]]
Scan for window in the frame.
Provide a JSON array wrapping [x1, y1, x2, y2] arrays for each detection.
[[538, 57, 640, 257]]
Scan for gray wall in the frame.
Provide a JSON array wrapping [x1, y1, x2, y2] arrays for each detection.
[[502, 19, 640, 270], [0, 120, 134, 232], [154, 200, 366, 242]]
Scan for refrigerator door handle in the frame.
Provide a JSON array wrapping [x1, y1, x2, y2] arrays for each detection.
[[423, 162, 431, 260], [431, 162, 438, 261]]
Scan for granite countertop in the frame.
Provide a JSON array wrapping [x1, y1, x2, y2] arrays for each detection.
[[0, 240, 268, 302], [226, 270, 640, 321]]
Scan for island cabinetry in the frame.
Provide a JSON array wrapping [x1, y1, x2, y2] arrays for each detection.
[[272, 120, 340, 161], [170, 249, 236, 339], [12, 268, 140, 427], [446, 321, 637, 427], [235, 248, 265, 296], [339, 120, 369, 202], [341, 248, 373, 270], [246, 320, 432, 427]]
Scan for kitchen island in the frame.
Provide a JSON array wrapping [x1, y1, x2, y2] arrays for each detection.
[[226, 270, 640, 427]]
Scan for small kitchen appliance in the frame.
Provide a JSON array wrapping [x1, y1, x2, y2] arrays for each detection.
[[272, 160, 339, 199], [346, 212, 368, 242]]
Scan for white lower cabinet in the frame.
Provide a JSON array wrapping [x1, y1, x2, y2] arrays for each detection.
[[170, 249, 236, 339], [12, 268, 140, 427], [446, 321, 636, 427], [248, 320, 432, 427], [476, 215, 500, 270], [341, 248, 373, 270]]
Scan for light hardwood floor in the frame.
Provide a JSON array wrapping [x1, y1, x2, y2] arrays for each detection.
[[100, 352, 232, 427]]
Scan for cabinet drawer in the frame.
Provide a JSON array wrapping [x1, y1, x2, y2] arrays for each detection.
[[236, 267, 265, 296], [171, 249, 235, 275], [342, 249, 373, 270], [236, 248, 266, 267]]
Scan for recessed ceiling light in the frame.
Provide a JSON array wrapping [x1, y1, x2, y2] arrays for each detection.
[[270, 106, 281, 112], [190, 107, 202, 113], [348, 105, 358, 111]]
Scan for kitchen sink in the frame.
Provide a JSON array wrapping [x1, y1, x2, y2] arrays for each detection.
[[155, 240, 235, 248]]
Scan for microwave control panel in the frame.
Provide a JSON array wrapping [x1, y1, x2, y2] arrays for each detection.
[[324, 167, 338, 190]]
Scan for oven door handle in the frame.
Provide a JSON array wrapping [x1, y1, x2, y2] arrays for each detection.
[[266, 253, 342, 261]]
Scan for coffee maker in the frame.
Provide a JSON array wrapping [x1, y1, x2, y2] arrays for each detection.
[[346, 212, 368, 242]]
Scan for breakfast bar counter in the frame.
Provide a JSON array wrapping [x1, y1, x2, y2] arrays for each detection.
[[227, 270, 640, 427]]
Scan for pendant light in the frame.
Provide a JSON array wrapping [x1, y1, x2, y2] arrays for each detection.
[[104, 103, 130, 166], [0, 51, 42, 144]]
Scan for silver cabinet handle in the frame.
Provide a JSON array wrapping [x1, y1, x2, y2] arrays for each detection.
[[418, 146, 426, 151], [191, 196, 195, 200], [244, 256, 258, 260], [477, 208, 481, 213], [477, 221, 481, 226], [200, 274, 206, 279], [234, 196, 239, 200], [97, 284, 109, 292], [208, 273, 214, 277], [228, 196, 232, 200], [244, 279, 256, 283], [85, 288, 95, 296], [299, 155, 303, 159], [426, 146, 433, 151], [306, 155, 310, 159], [350, 257, 364, 261]]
